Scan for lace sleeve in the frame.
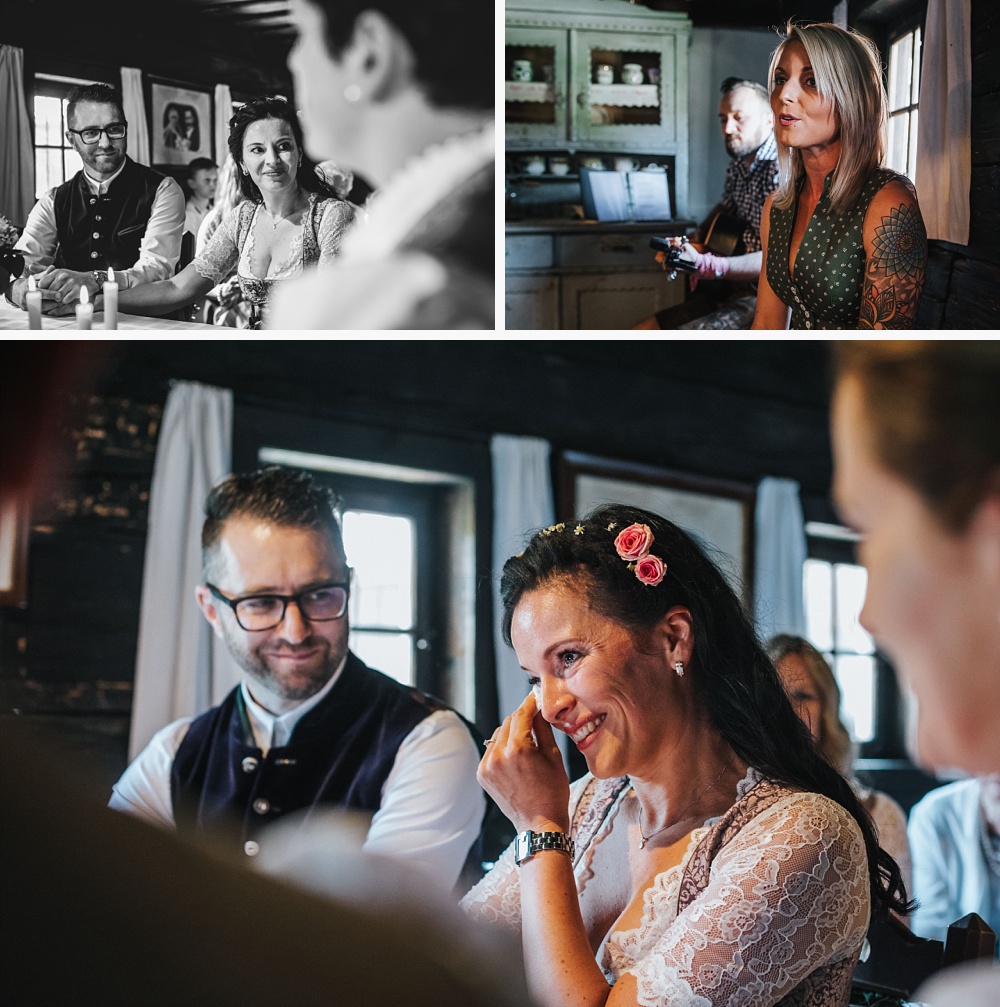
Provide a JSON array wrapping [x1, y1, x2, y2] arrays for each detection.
[[192, 204, 241, 283], [317, 199, 356, 267], [616, 793, 870, 1007]]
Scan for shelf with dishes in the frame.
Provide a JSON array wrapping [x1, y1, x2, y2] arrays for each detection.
[[505, 81, 556, 104]]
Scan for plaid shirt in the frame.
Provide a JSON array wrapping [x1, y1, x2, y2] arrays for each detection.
[[720, 133, 778, 254]]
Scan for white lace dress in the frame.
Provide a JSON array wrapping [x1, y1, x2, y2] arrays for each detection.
[[462, 770, 870, 1007], [192, 193, 354, 326]]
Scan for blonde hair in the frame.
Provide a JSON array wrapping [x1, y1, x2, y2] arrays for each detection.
[[766, 634, 854, 775], [769, 21, 887, 215]]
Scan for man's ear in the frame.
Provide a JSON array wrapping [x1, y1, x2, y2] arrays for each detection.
[[346, 10, 416, 104], [195, 585, 226, 641]]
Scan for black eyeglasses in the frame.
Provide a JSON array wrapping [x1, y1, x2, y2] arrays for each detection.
[[67, 123, 127, 144], [207, 581, 350, 632]]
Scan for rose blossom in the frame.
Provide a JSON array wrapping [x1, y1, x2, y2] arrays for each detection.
[[614, 523, 654, 561], [634, 554, 666, 586]]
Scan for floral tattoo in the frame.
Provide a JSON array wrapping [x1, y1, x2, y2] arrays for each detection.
[[859, 201, 927, 330]]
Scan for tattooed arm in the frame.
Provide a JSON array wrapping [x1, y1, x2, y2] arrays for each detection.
[[858, 179, 927, 330]]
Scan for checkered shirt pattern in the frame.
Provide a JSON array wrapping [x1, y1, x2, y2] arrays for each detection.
[[720, 133, 779, 253]]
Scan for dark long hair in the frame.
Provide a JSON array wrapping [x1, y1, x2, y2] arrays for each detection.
[[227, 96, 339, 204], [500, 503, 911, 921]]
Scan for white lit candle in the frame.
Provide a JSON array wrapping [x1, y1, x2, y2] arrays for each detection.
[[26, 274, 42, 330], [76, 284, 93, 330], [103, 266, 118, 330]]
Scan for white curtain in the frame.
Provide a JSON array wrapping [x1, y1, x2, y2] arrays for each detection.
[[120, 67, 150, 167], [915, 0, 972, 245], [753, 477, 807, 644], [491, 434, 555, 720], [214, 83, 233, 165], [129, 381, 240, 760], [0, 45, 35, 225]]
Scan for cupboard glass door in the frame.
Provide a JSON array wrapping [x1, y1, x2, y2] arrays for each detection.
[[506, 26, 568, 146]]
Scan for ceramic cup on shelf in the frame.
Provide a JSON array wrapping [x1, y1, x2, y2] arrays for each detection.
[[549, 156, 571, 176], [520, 154, 546, 175], [621, 63, 644, 86], [593, 64, 614, 85], [613, 156, 640, 173], [580, 156, 606, 171], [646, 67, 661, 85], [511, 59, 534, 82]]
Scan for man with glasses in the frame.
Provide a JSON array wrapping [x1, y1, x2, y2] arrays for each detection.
[[109, 466, 485, 894], [9, 82, 184, 316]]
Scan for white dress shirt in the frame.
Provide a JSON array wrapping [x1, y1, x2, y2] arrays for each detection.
[[15, 158, 185, 287], [109, 661, 485, 892]]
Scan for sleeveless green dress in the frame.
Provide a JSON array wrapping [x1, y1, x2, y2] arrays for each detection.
[[766, 167, 907, 329]]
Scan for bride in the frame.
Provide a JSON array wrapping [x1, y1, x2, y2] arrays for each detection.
[[113, 96, 354, 328]]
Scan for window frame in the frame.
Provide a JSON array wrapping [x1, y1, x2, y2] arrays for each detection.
[[884, 16, 923, 180]]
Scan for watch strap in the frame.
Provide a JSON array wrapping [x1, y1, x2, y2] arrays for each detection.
[[514, 829, 574, 865]]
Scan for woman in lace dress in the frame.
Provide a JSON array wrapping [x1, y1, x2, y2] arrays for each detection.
[[462, 504, 909, 1007], [830, 342, 1000, 1006], [112, 96, 354, 328], [766, 634, 911, 903]]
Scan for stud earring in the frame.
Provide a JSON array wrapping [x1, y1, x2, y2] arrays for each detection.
[[344, 84, 362, 103], [674, 661, 684, 678]]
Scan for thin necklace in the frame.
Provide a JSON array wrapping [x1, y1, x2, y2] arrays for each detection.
[[637, 756, 735, 850], [266, 192, 305, 229]]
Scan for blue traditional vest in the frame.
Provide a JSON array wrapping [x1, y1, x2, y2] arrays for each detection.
[[171, 651, 481, 861], [52, 156, 165, 272]]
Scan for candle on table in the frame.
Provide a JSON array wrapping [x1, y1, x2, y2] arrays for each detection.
[[103, 266, 118, 330], [76, 284, 93, 330], [26, 274, 42, 330]]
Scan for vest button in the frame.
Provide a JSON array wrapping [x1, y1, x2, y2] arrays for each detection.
[[89, 198, 96, 205], [241, 756, 259, 774], [90, 251, 99, 259], [92, 231, 100, 239], [95, 215, 102, 221], [252, 797, 271, 815], [244, 840, 260, 857]]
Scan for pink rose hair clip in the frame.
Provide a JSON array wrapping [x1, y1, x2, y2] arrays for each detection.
[[613, 523, 667, 586]]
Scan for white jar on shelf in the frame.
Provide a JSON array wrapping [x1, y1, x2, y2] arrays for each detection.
[[593, 64, 614, 85], [621, 63, 643, 85]]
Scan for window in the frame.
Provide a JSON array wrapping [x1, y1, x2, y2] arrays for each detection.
[[886, 26, 921, 179], [31, 75, 107, 197]]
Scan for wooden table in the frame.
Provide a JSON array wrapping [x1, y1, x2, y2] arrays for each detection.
[[0, 297, 217, 331]]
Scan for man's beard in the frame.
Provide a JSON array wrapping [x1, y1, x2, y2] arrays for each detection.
[[725, 135, 761, 159], [82, 146, 125, 174]]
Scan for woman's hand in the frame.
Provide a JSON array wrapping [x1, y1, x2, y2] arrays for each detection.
[[479, 692, 570, 834]]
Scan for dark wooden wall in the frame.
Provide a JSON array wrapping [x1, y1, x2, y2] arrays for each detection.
[[0, 340, 836, 791]]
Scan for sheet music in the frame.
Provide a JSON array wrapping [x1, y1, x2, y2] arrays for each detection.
[[626, 171, 671, 221], [583, 171, 630, 221]]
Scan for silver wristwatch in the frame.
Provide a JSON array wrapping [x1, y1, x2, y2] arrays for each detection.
[[514, 830, 574, 866]]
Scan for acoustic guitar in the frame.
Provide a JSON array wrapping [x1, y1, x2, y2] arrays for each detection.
[[649, 210, 746, 277]]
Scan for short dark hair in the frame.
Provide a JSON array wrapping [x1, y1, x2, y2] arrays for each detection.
[[202, 466, 346, 577], [227, 96, 339, 203], [500, 503, 911, 922], [187, 157, 217, 179], [309, 0, 490, 111], [66, 83, 125, 128], [832, 341, 1000, 530], [720, 77, 769, 103]]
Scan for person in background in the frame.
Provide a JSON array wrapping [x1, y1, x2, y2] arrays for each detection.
[[830, 340, 1000, 1004], [110, 466, 485, 894], [184, 157, 217, 240], [110, 96, 354, 328], [9, 83, 184, 316], [270, 0, 493, 328], [180, 107, 200, 151], [907, 774, 1000, 948], [463, 504, 909, 1007], [767, 634, 911, 903], [752, 23, 927, 329], [634, 77, 778, 330]]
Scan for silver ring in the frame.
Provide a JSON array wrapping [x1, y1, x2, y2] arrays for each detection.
[[483, 739, 496, 747]]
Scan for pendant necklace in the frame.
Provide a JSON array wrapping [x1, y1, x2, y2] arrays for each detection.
[[637, 756, 735, 850]]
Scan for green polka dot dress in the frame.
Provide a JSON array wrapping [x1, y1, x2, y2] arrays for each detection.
[[766, 167, 907, 329]]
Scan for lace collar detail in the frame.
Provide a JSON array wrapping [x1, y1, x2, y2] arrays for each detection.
[[339, 118, 494, 263]]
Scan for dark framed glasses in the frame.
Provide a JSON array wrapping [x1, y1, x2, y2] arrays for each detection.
[[206, 581, 350, 631], [67, 123, 127, 144]]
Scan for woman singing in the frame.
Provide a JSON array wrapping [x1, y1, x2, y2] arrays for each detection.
[[752, 22, 927, 329], [463, 504, 909, 1007]]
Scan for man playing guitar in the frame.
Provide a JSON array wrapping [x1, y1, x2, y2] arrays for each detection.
[[635, 77, 778, 330]]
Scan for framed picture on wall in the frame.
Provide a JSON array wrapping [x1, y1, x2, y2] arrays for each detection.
[[151, 81, 213, 166], [0, 497, 29, 607], [558, 450, 756, 609]]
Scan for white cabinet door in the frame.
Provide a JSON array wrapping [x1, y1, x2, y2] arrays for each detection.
[[506, 274, 561, 329], [561, 271, 683, 329]]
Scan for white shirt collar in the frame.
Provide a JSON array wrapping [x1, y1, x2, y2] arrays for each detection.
[[240, 652, 348, 754], [339, 118, 494, 263], [82, 158, 127, 195]]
